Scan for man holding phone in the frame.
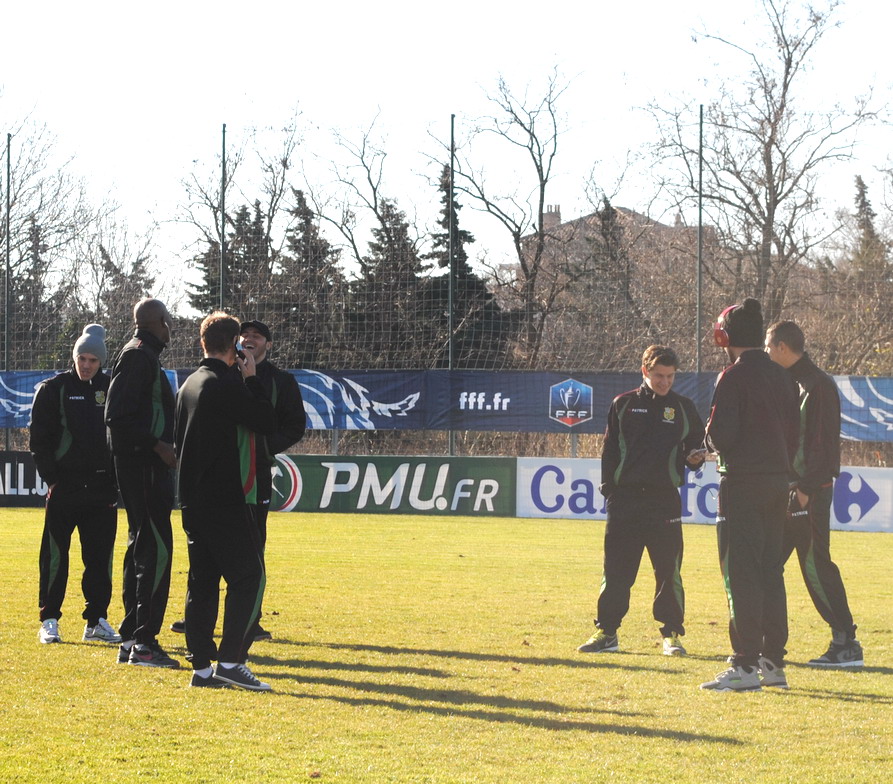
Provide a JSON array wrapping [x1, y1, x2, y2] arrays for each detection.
[[174, 311, 277, 689], [578, 345, 706, 657]]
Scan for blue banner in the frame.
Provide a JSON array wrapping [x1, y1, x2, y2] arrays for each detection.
[[3, 368, 893, 440]]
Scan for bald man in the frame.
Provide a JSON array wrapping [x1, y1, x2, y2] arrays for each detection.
[[105, 297, 180, 668]]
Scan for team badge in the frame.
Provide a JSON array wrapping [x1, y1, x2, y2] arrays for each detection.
[[663, 407, 676, 423], [548, 379, 593, 427], [94, 390, 106, 406]]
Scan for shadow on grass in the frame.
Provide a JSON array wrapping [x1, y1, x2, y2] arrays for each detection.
[[247, 655, 451, 679], [262, 638, 669, 673], [281, 690, 745, 744], [254, 670, 644, 718], [784, 688, 893, 704]]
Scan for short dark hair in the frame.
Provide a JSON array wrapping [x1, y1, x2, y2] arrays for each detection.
[[642, 345, 679, 371], [766, 320, 805, 354], [200, 311, 240, 355]]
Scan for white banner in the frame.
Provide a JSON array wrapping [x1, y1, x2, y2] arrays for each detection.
[[516, 458, 893, 533]]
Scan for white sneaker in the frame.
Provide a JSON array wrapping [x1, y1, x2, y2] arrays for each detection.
[[83, 618, 122, 644], [699, 664, 762, 692], [758, 656, 789, 689], [39, 619, 62, 644]]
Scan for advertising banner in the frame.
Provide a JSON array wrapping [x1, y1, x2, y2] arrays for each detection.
[[271, 455, 516, 517], [5, 368, 893, 440], [0, 451, 49, 507], [516, 458, 892, 533]]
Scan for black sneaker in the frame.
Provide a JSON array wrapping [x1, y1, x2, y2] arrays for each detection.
[[129, 642, 181, 669], [808, 630, 864, 668], [191, 671, 230, 688], [253, 624, 273, 642], [213, 663, 272, 691], [117, 641, 135, 664], [170, 619, 186, 634]]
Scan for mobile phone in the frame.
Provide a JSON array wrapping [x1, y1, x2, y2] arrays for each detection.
[[235, 341, 246, 360]]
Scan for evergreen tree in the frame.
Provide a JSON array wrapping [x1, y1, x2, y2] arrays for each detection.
[[851, 175, 890, 282], [277, 189, 344, 368], [349, 198, 427, 367], [424, 165, 510, 369], [188, 201, 273, 314]]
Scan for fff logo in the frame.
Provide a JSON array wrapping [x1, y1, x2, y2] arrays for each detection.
[[549, 379, 593, 427]]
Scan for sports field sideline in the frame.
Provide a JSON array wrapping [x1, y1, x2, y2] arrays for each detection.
[[1, 508, 890, 783]]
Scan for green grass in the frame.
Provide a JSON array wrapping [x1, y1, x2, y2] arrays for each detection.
[[1, 509, 891, 783]]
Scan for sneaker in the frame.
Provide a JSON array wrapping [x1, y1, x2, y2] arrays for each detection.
[[758, 656, 789, 689], [663, 634, 687, 657], [213, 663, 272, 691], [117, 641, 135, 663], [699, 664, 762, 692], [83, 618, 122, 644], [128, 642, 181, 669], [191, 671, 230, 688], [808, 630, 864, 668], [170, 619, 185, 634], [577, 630, 619, 653], [39, 618, 61, 644], [253, 624, 273, 642]]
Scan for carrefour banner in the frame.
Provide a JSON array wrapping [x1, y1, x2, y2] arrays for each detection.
[[5, 368, 893, 440], [515, 458, 893, 533]]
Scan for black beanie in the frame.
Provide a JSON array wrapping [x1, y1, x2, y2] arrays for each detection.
[[721, 298, 764, 348]]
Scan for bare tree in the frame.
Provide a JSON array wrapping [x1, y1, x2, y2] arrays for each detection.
[[651, 0, 875, 326], [1, 114, 107, 369], [447, 70, 574, 369]]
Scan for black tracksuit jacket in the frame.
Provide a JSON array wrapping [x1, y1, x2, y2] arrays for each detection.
[[707, 350, 800, 476], [253, 360, 306, 470], [174, 358, 277, 509], [601, 382, 706, 495], [30, 369, 116, 503], [788, 352, 840, 495], [105, 330, 175, 461]]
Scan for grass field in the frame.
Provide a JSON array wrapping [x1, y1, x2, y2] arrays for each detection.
[[1, 508, 891, 783]]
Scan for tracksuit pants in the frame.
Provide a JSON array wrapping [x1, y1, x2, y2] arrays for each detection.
[[38, 493, 117, 625], [181, 503, 265, 670], [784, 483, 855, 635], [716, 473, 789, 668], [253, 465, 273, 625], [115, 458, 175, 645], [596, 486, 685, 638]]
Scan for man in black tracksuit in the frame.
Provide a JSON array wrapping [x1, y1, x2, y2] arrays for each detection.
[[701, 298, 799, 692], [175, 312, 277, 690], [239, 320, 306, 640], [766, 320, 863, 667], [31, 324, 120, 645], [578, 345, 706, 656], [169, 319, 306, 641], [106, 298, 179, 668]]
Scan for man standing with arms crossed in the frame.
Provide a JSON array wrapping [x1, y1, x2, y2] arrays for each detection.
[[701, 298, 799, 692], [577, 345, 706, 657], [175, 312, 277, 689], [765, 320, 864, 667], [106, 298, 180, 668]]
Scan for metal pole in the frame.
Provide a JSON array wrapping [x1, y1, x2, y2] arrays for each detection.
[[219, 123, 226, 310], [4, 133, 10, 375], [5, 133, 11, 450], [696, 105, 703, 375], [448, 114, 456, 457]]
